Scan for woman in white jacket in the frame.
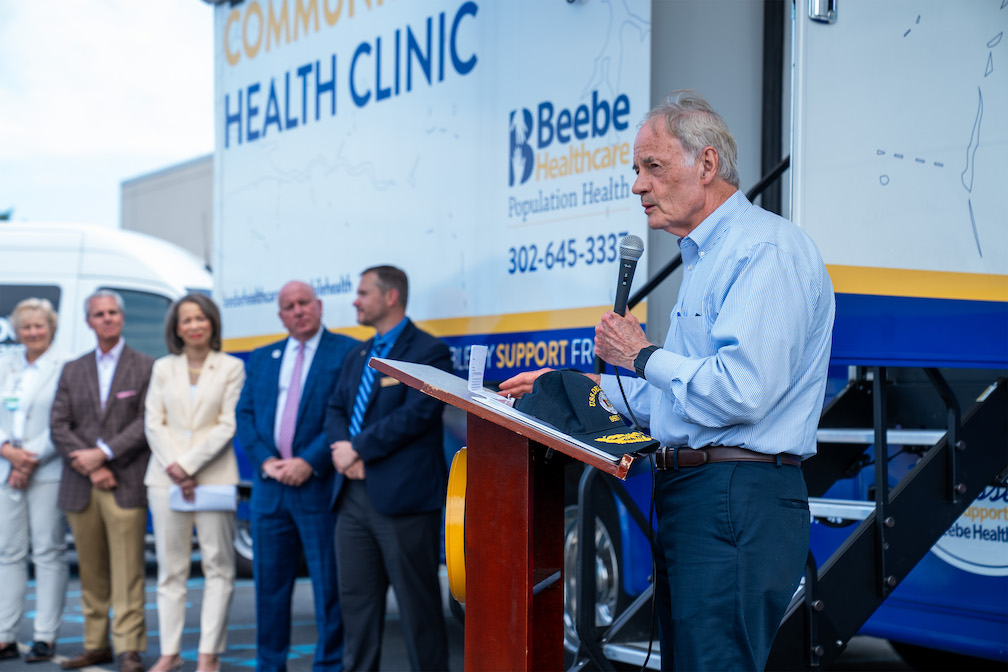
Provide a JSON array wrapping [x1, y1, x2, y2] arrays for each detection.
[[0, 298, 68, 663], [144, 294, 245, 672]]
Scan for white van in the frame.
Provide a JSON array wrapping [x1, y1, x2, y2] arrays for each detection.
[[0, 222, 225, 562], [0, 222, 212, 359]]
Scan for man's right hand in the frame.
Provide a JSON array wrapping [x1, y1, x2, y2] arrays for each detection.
[[498, 368, 601, 398], [497, 368, 554, 398], [275, 458, 313, 487], [330, 440, 358, 473], [262, 457, 285, 481], [262, 457, 313, 487], [90, 466, 117, 490]]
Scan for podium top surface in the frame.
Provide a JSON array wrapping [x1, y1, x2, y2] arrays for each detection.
[[371, 357, 638, 479]]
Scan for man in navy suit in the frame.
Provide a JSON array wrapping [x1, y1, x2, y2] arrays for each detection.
[[236, 281, 357, 672], [325, 266, 451, 671]]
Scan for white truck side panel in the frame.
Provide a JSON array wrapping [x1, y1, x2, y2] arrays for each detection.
[[793, 0, 1008, 276], [213, 1, 652, 364]]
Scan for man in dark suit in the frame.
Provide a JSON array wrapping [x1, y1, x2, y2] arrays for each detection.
[[236, 280, 357, 672], [50, 290, 154, 672], [325, 266, 451, 671]]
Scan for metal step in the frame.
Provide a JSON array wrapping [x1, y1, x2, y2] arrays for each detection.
[[816, 428, 945, 446], [808, 497, 875, 521], [602, 641, 661, 670], [768, 377, 1008, 670]]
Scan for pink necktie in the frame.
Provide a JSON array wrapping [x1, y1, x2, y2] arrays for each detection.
[[276, 344, 304, 460]]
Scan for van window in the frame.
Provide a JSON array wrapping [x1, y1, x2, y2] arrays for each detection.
[[101, 288, 172, 359], [0, 284, 62, 351]]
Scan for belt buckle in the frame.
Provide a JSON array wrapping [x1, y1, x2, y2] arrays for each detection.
[[655, 447, 668, 470], [656, 446, 680, 471]]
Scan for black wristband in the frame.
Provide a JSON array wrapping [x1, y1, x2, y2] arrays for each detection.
[[634, 345, 660, 379]]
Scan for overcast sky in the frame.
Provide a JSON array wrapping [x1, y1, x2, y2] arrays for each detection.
[[0, 1, 214, 228]]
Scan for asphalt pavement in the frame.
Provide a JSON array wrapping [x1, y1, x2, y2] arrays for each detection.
[[0, 561, 920, 672], [2, 562, 463, 672]]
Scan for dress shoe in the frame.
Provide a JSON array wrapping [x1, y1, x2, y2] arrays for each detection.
[[0, 642, 18, 660], [25, 641, 54, 663], [61, 647, 114, 669], [119, 651, 144, 672]]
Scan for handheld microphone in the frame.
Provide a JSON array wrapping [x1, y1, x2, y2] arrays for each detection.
[[596, 234, 645, 373], [613, 234, 644, 316]]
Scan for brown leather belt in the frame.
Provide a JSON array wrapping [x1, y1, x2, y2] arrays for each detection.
[[654, 445, 801, 470]]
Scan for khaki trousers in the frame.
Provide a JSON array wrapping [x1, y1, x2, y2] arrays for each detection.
[[66, 488, 147, 653], [147, 487, 236, 655]]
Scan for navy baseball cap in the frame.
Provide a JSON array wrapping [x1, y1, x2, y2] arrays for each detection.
[[514, 369, 658, 455]]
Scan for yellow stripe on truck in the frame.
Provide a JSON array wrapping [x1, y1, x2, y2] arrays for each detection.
[[828, 265, 1008, 302], [223, 303, 647, 352]]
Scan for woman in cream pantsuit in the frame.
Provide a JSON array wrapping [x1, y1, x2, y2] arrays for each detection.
[[0, 298, 68, 663], [144, 295, 245, 672]]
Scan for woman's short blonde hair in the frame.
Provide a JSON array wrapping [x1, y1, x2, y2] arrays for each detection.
[[9, 297, 58, 341]]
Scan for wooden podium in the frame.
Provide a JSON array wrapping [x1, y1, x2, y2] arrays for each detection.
[[370, 358, 640, 671]]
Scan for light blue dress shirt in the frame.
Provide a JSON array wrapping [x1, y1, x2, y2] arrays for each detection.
[[375, 317, 409, 354], [601, 190, 835, 458]]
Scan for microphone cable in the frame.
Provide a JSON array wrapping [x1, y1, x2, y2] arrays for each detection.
[[610, 363, 660, 672], [600, 232, 659, 670]]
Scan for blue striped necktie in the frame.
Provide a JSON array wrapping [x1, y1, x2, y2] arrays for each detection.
[[349, 336, 389, 437]]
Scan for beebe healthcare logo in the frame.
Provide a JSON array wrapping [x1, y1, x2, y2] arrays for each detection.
[[932, 486, 1008, 576], [509, 109, 534, 186], [508, 90, 632, 187]]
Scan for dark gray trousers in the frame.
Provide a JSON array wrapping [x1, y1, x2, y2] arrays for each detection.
[[335, 481, 448, 672]]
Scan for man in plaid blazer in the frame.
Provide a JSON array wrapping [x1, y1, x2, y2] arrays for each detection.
[[50, 290, 154, 672]]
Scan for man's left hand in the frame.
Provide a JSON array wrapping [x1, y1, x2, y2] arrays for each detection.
[[69, 447, 108, 475], [595, 310, 652, 371], [344, 459, 365, 480]]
